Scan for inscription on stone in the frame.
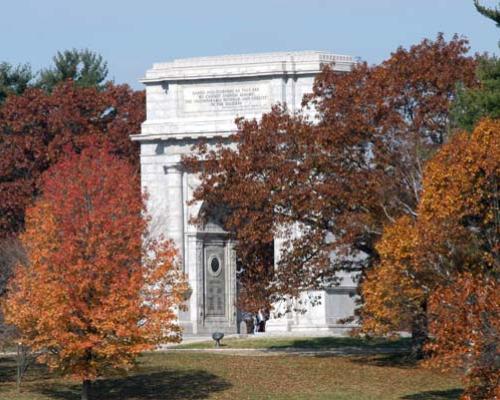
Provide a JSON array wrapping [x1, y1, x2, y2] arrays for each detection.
[[181, 83, 271, 114], [205, 250, 225, 317], [206, 283, 225, 316]]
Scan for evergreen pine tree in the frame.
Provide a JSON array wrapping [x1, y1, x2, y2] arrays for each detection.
[[474, 0, 500, 26], [452, 56, 500, 130], [0, 62, 33, 103], [451, 2, 500, 129], [37, 49, 108, 92]]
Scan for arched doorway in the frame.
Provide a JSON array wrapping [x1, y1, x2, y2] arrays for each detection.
[[193, 204, 238, 334]]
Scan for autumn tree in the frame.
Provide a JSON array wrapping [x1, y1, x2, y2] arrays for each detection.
[[427, 274, 499, 400], [37, 49, 109, 92], [184, 35, 476, 314], [359, 216, 428, 356], [419, 119, 499, 399], [362, 119, 499, 397], [0, 81, 144, 238], [2, 147, 186, 400], [0, 237, 25, 348]]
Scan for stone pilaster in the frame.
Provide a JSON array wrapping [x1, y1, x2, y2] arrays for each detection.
[[163, 163, 184, 261]]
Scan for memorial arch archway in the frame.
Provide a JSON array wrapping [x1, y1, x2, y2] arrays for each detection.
[[194, 204, 238, 333]]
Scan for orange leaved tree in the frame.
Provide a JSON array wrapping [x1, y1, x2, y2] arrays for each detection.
[[360, 216, 428, 356], [419, 119, 499, 399], [362, 119, 499, 398], [2, 146, 186, 400], [427, 273, 499, 400]]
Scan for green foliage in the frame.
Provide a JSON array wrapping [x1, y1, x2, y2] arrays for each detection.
[[0, 63, 33, 104], [474, 0, 500, 26], [0, 49, 108, 103], [451, 56, 500, 131], [37, 49, 108, 92], [451, 2, 500, 131]]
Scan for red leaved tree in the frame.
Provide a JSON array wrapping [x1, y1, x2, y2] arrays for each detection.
[[2, 146, 186, 400], [0, 81, 144, 238], [183, 35, 477, 315]]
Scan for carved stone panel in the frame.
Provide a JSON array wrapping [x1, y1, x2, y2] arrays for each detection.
[[204, 244, 226, 318], [179, 82, 271, 116]]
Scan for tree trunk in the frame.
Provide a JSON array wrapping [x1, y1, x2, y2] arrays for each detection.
[[15, 343, 31, 392], [82, 379, 91, 400], [16, 344, 21, 392], [411, 303, 428, 359]]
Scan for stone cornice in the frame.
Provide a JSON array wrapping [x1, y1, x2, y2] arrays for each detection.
[[130, 131, 234, 142], [141, 51, 355, 83]]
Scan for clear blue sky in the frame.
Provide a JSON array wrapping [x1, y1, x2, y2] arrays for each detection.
[[1, 0, 498, 89]]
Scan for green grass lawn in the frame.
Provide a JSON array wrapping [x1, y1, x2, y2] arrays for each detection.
[[174, 335, 412, 350], [0, 346, 462, 400]]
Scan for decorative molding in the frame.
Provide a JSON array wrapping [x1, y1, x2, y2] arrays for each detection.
[[131, 130, 234, 143], [141, 51, 355, 83]]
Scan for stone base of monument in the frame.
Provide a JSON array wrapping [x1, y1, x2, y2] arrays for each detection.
[[265, 288, 359, 335]]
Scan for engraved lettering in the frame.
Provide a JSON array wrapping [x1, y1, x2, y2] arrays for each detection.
[[182, 84, 270, 114]]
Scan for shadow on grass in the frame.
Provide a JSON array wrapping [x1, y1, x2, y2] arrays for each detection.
[[347, 352, 418, 368], [0, 355, 52, 384], [401, 388, 463, 399], [0, 356, 16, 383], [177, 335, 414, 351], [36, 369, 232, 400], [267, 336, 412, 350]]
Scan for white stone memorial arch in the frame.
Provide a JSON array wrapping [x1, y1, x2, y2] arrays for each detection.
[[132, 51, 358, 335]]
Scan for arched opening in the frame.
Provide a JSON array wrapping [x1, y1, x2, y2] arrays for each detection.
[[193, 203, 236, 334], [235, 239, 275, 334], [194, 202, 275, 334]]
